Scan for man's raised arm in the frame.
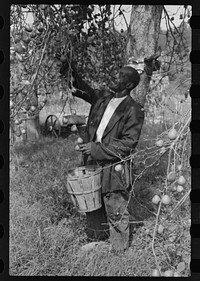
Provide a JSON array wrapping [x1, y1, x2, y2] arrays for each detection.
[[71, 67, 96, 104], [60, 61, 96, 104]]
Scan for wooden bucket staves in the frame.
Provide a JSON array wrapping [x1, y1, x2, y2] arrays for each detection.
[[66, 166, 102, 212]]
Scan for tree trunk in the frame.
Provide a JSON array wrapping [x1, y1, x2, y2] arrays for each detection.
[[126, 5, 163, 107]]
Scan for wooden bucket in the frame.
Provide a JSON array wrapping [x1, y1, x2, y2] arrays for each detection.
[[66, 166, 102, 212]]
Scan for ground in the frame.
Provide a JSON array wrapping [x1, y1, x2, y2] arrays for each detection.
[[9, 123, 191, 276]]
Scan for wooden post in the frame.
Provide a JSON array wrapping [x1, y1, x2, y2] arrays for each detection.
[[24, 115, 40, 142]]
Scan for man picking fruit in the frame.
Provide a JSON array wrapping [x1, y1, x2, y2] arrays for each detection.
[[62, 63, 144, 252]]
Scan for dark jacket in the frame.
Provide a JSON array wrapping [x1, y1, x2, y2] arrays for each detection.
[[72, 69, 144, 193]]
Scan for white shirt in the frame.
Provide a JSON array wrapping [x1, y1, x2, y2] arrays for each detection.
[[95, 96, 127, 143]]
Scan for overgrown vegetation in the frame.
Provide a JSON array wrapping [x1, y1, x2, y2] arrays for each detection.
[[10, 4, 191, 277], [10, 5, 191, 136], [10, 121, 190, 276]]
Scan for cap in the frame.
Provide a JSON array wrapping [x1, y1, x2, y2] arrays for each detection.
[[126, 57, 145, 74], [125, 63, 144, 75]]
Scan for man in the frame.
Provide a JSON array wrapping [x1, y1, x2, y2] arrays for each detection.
[[68, 64, 144, 252]]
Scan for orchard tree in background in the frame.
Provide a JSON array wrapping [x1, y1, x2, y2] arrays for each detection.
[[122, 5, 191, 275], [125, 5, 163, 107], [125, 5, 190, 108], [10, 4, 126, 142], [10, 4, 191, 143]]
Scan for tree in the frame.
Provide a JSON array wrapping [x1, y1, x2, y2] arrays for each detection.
[[123, 5, 191, 275], [125, 5, 163, 107], [10, 4, 127, 143]]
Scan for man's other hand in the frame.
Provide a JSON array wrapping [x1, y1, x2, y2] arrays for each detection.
[[79, 143, 92, 155]]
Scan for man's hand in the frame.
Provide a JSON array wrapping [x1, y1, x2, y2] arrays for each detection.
[[79, 143, 92, 155]]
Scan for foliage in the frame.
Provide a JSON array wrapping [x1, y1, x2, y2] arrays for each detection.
[[10, 129, 190, 276], [10, 5, 126, 115], [158, 6, 191, 81], [10, 5, 191, 142], [146, 6, 191, 112], [10, 4, 128, 142], [10, 5, 191, 276]]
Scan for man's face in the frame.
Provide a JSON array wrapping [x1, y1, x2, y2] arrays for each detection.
[[109, 67, 134, 93]]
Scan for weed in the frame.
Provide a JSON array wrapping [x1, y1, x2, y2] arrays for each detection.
[[10, 128, 190, 276]]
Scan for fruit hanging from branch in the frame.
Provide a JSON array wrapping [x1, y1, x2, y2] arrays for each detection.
[[177, 175, 186, 185], [155, 139, 164, 147], [163, 270, 174, 277], [161, 194, 171, 205], [114, 164, 123, 172], [167, 172, 176, 182], [174, 272, 181, 277], [77, 137, 83, 144], [75, 144, 80, 151], [159, 147, 166, 154], [152, 268, 161, 277], [30, 105, 36, 112], [177, 185, 184, 193], [177, 164, 182, 171], [71, 124, 78, 132], [168, 128, 178, 140], [152, 194, 160, 205], [14, 119, 22, 125], [21, 80, 31, 86], [172, 185, 177, 192]]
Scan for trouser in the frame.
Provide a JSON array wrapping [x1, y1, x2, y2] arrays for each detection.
[[86, 190, 130, 252]]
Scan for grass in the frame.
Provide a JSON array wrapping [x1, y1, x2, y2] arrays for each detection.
[[9, 121, 191, 276]]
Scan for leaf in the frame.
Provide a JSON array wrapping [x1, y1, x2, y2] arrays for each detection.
[[177, 261, 185, 273]]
